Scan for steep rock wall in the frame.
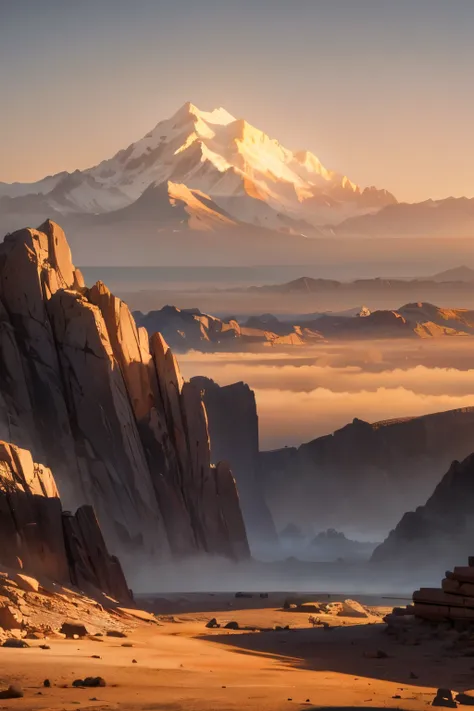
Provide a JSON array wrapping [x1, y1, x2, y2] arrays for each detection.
[[0, 221, 249, 573]]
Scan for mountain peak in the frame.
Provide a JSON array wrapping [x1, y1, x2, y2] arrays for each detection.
[[171, 101, 236, 127]]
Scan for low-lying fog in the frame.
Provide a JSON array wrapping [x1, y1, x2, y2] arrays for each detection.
[[179, 339, 474, 449]]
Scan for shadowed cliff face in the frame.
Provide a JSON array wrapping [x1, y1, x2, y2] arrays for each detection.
[[0, 220, 250, 576], [190, 376, 278, 554], [372, 451, 474, 571], [259, 408, 474, 540]]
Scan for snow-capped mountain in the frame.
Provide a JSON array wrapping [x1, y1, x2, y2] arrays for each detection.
[[0, 102, 397, 234]]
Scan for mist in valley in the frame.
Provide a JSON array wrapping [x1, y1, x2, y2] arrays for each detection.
[[179, 340, 474, 449]]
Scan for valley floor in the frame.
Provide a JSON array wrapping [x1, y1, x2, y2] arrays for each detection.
[[1, 592, 471, 711]]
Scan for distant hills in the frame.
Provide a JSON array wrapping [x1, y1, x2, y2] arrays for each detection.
[[250, 267, 474, 294], [134, 301, 474, 352]]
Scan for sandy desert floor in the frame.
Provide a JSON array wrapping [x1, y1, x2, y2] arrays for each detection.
[[1, 592, 473, 711]]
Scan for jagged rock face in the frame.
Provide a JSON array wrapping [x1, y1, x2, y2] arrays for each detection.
[[0, 221, 250, 573], [259, 409, 474, 539], [372, 453, 474, 570], [0, 440, 130, 601], [191, 377, 277, 550]]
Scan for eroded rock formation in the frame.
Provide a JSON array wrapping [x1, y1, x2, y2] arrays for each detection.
[[191, 377, 277, 551], [0, 440, 130, 601], [0, 221, 250, 573], [260, 409, 474, 539]]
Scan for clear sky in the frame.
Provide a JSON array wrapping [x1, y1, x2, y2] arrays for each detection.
[[1, 0, 473, 202]]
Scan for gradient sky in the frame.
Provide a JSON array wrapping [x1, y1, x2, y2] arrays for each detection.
[[1, 0, 473, 202]]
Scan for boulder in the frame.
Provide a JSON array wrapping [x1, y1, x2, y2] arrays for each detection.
[[60, 622, 89, 638], [338, 599, 369, 618]]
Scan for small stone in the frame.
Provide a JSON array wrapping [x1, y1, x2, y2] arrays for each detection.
[[205, 618, 220, 629], [121, 642, 133, 648], [224, 621, 239, 630], [43, 679, 51, 688], [60, 622, 89, 639], [132, 659, 137, 664], [2, 638, 29, 648], [91, 655, 102, 659], [39, 644, 50, 650], [410, 671, 419, 679], [72, 677, 106, 688]]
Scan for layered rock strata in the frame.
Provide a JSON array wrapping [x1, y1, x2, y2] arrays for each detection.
[[0, 221, 249, 572]]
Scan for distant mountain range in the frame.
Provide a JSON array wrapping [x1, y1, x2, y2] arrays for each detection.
[[2, 102, 473, 250], [134, 301, 474, 352], [248, 266, 474, 294]]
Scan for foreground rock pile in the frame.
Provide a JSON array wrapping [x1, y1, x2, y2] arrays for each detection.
[[410, 558, 474, 623], [385, 558, 474, 634], [0, 221, 249, 570], [0, 566, 147, 644]]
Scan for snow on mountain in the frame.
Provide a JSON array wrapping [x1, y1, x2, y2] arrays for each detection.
[[0, 101, 397, 231]]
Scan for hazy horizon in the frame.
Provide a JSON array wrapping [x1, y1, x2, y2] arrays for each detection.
[[1, 0, 474, 202]]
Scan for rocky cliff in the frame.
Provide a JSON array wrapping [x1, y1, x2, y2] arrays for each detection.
[[0, 221, 249, 576], [372, 452, 474, 571], [259, 408, 474, 539], [0, 440, 131, 601], [191, 377, 277, 551]]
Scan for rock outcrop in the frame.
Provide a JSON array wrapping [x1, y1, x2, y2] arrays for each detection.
[[0, 440, 130, 601], [260, 408, 474, 539], [191, 377, 277, 551], [0, 221, 250, 575], [372, 452, 474, 571]]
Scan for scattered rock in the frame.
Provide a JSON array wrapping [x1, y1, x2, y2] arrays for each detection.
[[433, 688, 456, 707], [43, 679, 51, 688], [224, 621, 239, 630], [0, 684, 23, 699], [60, 622, 89, 639], [132, 659, 137, 664], [121, 642, 134, 648], [206, 618, 220, 629], [2, 638, 29, 648], [338, 599, 369, 618], [106, 630, 127, 638], [39, 644, 50, 650], [91, 655, 102, 659], [72, 677, 106, 688]]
